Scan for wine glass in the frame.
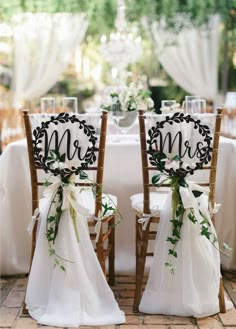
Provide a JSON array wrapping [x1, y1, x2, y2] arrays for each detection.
[[40, 97, 56, 113], [112, 111, 126, 142], [63, 97, 78, 113]]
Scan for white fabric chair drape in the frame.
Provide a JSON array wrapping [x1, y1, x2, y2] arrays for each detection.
[[11, 13, 88, 108], [150, 15, 220, 101]]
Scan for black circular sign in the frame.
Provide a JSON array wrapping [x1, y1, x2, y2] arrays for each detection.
[[147, 112, 213, 177]]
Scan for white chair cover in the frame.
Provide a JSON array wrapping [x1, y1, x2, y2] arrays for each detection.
[[26, 194, 125, 327], [25, 113, 125, 327], [137, 113, 233, 317], [139, 192, 233, 317]]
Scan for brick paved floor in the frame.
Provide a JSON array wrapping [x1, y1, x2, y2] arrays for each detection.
[[0, 274, 236, 329]]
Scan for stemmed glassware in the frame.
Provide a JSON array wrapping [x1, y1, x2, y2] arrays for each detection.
[[111, 110, 126, 142], [63, 97, 78, 113], [40, 97, 56, 113]]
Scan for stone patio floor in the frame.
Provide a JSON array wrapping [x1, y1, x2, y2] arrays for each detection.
[[0, 273, 236, 329]]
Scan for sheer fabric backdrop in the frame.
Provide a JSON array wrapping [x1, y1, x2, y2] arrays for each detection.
[[11, 13, 88, 108], [149, 15, 220, 101]]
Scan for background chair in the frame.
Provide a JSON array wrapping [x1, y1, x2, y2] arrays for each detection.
[[131, 108, 226, 313], [22, 109, 116, 286]]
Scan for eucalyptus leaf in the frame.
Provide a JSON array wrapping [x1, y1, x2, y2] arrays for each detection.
[[192, 190, 203, 198], [152, 174, 162, 185]]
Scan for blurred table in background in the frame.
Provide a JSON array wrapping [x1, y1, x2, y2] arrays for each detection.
[[221, 92, 236, 139]]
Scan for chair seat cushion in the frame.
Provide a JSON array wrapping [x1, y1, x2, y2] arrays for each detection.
[[130, 191, 169, 216], [75, 189, 117, 219], [39, 190, 117, 220]]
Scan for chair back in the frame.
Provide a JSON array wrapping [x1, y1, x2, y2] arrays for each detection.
[[138, 109, 222, 219], [22, 110, 108, 260]]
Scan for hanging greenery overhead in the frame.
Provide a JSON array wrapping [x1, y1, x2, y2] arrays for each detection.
[[0, 0, 235, 34]]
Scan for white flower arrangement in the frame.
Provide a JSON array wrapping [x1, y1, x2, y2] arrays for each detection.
[[101, 80, 154, 112]]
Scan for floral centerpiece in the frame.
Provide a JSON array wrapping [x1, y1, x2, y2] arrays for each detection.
[[101, 80, 154, 112]]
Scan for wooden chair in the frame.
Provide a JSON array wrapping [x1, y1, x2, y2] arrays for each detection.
[[22, 109, 115, 286], [132, 108, 226, 313]]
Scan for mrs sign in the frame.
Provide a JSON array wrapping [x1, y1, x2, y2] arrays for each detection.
[[147, 112, 213, 177]]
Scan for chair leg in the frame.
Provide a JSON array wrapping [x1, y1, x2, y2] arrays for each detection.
[[219, 277, 226, 313], [108, 216, 115, 286], [22, 226, 37, 316], [136, 217, 138, 277], [22, 302, 28, 315], [133, 216, 149, 313]]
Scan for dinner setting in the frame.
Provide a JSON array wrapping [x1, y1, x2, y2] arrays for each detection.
[[0, 1, 236, 328]]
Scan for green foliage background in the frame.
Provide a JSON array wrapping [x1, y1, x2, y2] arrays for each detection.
[[0, 0, 235, 101], [0, 0, 235, 34]]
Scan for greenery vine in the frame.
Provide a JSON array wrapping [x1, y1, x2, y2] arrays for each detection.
[[151, 152, 232, 274]]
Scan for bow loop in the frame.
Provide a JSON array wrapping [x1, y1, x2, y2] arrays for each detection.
[[28, 208, 40, 235], [209, 202, 221, 218], [138, 207, 159, 231], [179, 180, 209, 210]]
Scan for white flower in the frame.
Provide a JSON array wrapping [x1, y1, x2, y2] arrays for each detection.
[[101, 79, 154, 112], [147, 97, 154, 109], [51, 161, 68, 170], [103, 86, 116, 96], [165, 159, 179, 170], [112, 96, 119, 104], [102, 95, 113, 108], [117, 84, 128, 94]]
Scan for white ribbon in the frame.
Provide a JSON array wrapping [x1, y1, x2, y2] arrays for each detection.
[[179, 181, 209, 209], [43, 178, 62, 199], [138, 207, 160, 231], [91, 210, 103, 243], [209, 202, 221, 218], [43, 177, 92, 243], [43, 177, 89, 215], [28, 207, 40, 235], [61, 184, 77, 211], [179, 180, 211, 225]]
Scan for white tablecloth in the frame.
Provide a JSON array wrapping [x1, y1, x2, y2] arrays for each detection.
[[0, 135, 236, 275]]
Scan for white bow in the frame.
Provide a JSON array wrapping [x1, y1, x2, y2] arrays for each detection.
[[179, 181, 209, 209], [61, 184, 76, 211], [209, 202, 221, 218], [138, 207, 159, 231], [43, 177, 92, 243], [92, 210, 103, 243], [43, 178, 61, 199], [43, 177, 89, 215], [28, 208, 40, 235]]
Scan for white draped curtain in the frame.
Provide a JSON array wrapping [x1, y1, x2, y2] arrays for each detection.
[[150, 15, 220, 101], [11, 13, 88, 108]]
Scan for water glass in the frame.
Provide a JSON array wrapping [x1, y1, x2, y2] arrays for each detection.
[[182, 98, 206, 114], [224, 92, 236, 109], [185, 95, 200, 101], [161, 100, 176, 109], [194, 99, 207, 113], [40, 97, 55, 113], [63, 97, 78, 113]]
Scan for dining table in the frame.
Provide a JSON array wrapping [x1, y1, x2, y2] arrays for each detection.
[[0, 125, 236, 276]]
